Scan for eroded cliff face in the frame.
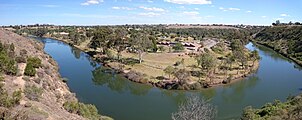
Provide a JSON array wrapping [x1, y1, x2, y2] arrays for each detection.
[[0, 29, 86, 120]]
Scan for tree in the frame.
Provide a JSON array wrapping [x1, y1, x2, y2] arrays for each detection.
[[69, 30, 81, 45], [195, 53, 217, 81], [129, 32, 153, 64], [90, 27, 113, 54], [234, 50, 248, 71], [250, 50, 260, 67], [149, 35, 158, 52], [164, 66, 175, 79], [230, 39, 243, 51], [173, 42, 185, 52], [174, 69, 191, 85], [158, 46, 165, 52], [225, 53, 236, 71], [34, 28, 48, 37], [112, 28, 128, 60], [172, 96, 217, 120]]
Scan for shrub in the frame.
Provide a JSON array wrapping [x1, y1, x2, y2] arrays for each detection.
[[24, 85, 43, 101], [27, 57, 41, 68], [63, 101, 100, 119], [172, 42, 184, 52], [24, 63, 36, 76], [0, 84, 22, 108]]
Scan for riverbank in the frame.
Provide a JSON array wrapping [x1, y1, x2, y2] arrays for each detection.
[[252, 40, 302, 67], [45, 36, 259, 90], [0, 30, 112, 120]]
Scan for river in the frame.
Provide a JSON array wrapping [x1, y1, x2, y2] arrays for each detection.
[[35, 37, 302, 120]]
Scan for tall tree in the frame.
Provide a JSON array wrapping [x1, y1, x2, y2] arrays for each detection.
[[129, 32, 152, 64], [112, 28, 128, 60], [90, 27, 113, 54], [234, 50, 248, 71], [195, 53, 217, 82]]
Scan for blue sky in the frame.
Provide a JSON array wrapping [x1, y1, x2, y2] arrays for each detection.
[[0, 0, 301, 25]]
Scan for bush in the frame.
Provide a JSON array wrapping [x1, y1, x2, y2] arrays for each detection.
[[0, 83, 22, 108], [172, 42, 184, 52], [63, 101, 100, 119], [24, 85, 43, 101], [24, 63, 36, 76], [27, 57, 41, 68]]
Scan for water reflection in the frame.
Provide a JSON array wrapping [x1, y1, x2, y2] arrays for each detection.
[[92, 67, 153, 96], [221, 75, 259, 104]]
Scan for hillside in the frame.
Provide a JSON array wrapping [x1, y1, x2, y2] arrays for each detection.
[[0, 29, 110, 120], [242, 94, 302, 120], [254, 25, 302, 64]]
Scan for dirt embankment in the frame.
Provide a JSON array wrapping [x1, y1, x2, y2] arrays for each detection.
[[0, 30, 88, 120]]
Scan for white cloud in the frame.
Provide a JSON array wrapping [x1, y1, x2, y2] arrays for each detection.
[[138, 12, 161, 17], [112, 6, 133, 10], [139, 6, 165, 12], [164, 0, 211, 5], [246, 10, 252, 13], [280, 14, 289, 17], [81, 0, 103, 6], [183, 11, 199, 16], [147, 0, 153, 3], [261, 16, 267, 18], [219, 7, 240, 11], [228, 8, 240, 11], [194, 8, 199, 10]]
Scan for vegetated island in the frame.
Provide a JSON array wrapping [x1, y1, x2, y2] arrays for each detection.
[[7, 24, 261, 90], [0, 29, 112, 120]]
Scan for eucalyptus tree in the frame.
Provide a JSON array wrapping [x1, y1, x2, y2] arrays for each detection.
[[195, 53, 217, 82], [90, 27, 113, 54], [129, 32, 152, 64], [112, 28, 128, 60], [233, 50, 248, 74]]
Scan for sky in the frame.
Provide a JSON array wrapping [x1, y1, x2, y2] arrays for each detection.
[[0, 0, 301, 25]]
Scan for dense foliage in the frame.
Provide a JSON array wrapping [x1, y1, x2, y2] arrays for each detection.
[[162, 28, 251, 42], [0, 42, 18, 75], [242, 95, 302, 120], [254, 26, 302, 61], [24, 57, 41, 76]]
